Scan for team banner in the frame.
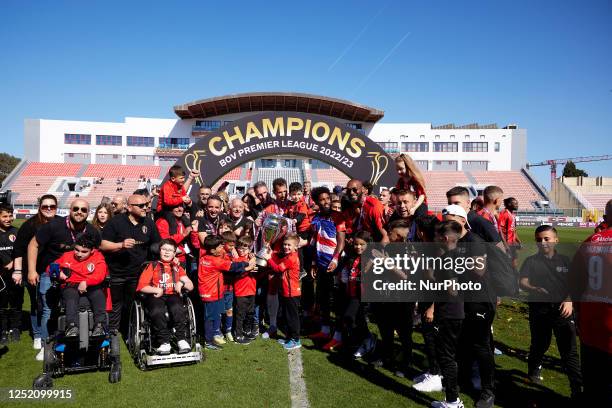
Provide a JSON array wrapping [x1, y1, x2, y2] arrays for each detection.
[[172, 112, 396, 199]]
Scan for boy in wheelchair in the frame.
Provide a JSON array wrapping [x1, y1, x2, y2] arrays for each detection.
[[136, 239, 194, 355], [52, 236, 108, 338]]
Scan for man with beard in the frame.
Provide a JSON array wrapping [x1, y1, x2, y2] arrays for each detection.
[[191, 185, 212, 220], [254, 178, 294, 339], [372, 192, 418, 376], [100, 194, 161, 383], [27, 199, 100, 360], [196, 195, 228, 244], [111, 194, 127, 216], [308, 186, 346, 347], [253, 181, 274, 214], [343, 179, 388, 243]]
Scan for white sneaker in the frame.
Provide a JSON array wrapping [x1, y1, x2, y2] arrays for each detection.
[[213, 335, 226, 345], [33, 338, 42, 350], [156, 343, 171, 354], [353, 344, 367, 359], [35, 348, 44, 361], [177, 340, 191, 353], [431, 399, 464, 408], [413, 374, 444, 392], [225, 332, 234, 342]]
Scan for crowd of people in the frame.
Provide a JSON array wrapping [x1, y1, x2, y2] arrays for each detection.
[[0, 153, 610, 407]]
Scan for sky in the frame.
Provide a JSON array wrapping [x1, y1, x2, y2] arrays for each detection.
[[0, 0, 610, 188]]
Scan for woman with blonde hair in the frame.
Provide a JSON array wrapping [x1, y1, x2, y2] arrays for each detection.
[[394, 153, 428, 218]]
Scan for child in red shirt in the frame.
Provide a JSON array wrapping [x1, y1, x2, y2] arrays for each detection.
[[156, 165, 198, 212], [198, 235, 255, 350], [233, 236, 258, 344], [262, 234, 302, 350], [52, 236, 108, 337], [220, 231, 238, 343], [137, 239, 194, 354], [394, 154, 428, 218]]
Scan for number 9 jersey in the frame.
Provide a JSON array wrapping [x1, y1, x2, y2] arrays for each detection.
[[570, 227, 612, 354]]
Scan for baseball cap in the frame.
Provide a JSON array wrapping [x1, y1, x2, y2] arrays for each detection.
[[442, 204, 471, 229]]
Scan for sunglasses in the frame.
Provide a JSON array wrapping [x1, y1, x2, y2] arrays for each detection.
[[72, 207, 89, 213], [41, 204, 57, 210], [130, 203, 147, 209], [348, 187, 360, 193]]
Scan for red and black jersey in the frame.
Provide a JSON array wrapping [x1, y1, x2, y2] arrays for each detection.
[[233, 255, 257, 297], [570, 228, 612, 354], [52, 250, 108, 287], [198, 255, 231, 301], [267, 251, 301, 297], [155, 217, 188, 263], [137, 261, 187, 296], [157, 180, 186, 212], [286, 199, 311, 233], [343, 256, 362, 298]]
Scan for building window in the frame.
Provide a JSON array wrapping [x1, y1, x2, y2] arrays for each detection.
[[480, 135, 485, 139], [450, 135, 455, 139], [419, 135, 425, 139], [194, 120, 224, 131], [462, 160, 488, 171], [96, 135, 122, 146], [494, 142, 500, 152], [345, 123, 362, 130], [401, 142, 429, 152], [64, 134, 91, 145], [126, 136, 154, 147], [463, 142, 488, 152], [434, 135, 440, 140], [433, 142, 458, 152], [377, 142, 399, 153], [158, 137, 190, 149], [465, 135, 470, 139]]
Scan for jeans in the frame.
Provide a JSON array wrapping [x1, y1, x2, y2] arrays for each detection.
[[38, 273, 52, 340]]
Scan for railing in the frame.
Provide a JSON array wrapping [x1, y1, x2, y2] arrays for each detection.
[[157, 144, 189, 150]]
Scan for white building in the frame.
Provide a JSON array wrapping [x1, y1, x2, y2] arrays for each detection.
[[23, 92, 526, 172]]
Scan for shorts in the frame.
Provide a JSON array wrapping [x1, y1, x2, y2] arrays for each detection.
[[203, 299, 224, 321], [223, 290, 234, 311]]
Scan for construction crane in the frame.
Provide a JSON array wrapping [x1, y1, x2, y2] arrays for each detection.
[[527, 154, 612, 188]]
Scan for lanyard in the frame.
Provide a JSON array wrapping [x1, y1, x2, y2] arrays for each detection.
[[65, 217, 85, 244]]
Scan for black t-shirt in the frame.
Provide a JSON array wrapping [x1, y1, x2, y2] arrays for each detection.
[[197, 213, 228, 236], [458, 230, 496, 307], [229, 216, 254, 238], [101, 213, 161, 278], [0, 226, 18, 270], [468, 210, 501, 243], [433, 244, 465, 320], [35, 217, 101, 274], [519, 251, 570, 303]]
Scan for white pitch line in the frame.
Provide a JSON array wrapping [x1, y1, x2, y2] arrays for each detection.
[[287, 348, 310, 408]]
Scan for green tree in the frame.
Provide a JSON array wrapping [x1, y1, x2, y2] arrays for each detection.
[[0, 152, 21, 186], [562, 161, 588, 177]]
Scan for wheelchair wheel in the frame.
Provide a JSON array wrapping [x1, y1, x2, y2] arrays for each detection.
[[137, 350, 147, 371], [185, 297, 197, 348], [128, 300, 145, 360]]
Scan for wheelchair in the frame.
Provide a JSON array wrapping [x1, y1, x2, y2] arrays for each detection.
[[127, 291, 203, 370], [33, 291, 115, 388]]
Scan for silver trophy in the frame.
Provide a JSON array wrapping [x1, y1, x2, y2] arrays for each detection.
[[256, 213, 289, 267]]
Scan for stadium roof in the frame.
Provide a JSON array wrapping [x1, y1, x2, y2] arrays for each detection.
[[173, 92, 385, 122]]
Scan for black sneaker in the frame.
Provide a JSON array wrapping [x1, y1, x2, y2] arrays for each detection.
[[65, 324, 79, 337], [9, 329, 20, 342], [205, 342, 223, 351], [0, 331, 8, 346], [92, 323, 105, 337], [528, 366, 543, 384], [235, 336, 251, 345], [475, 394, 495, 408]]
